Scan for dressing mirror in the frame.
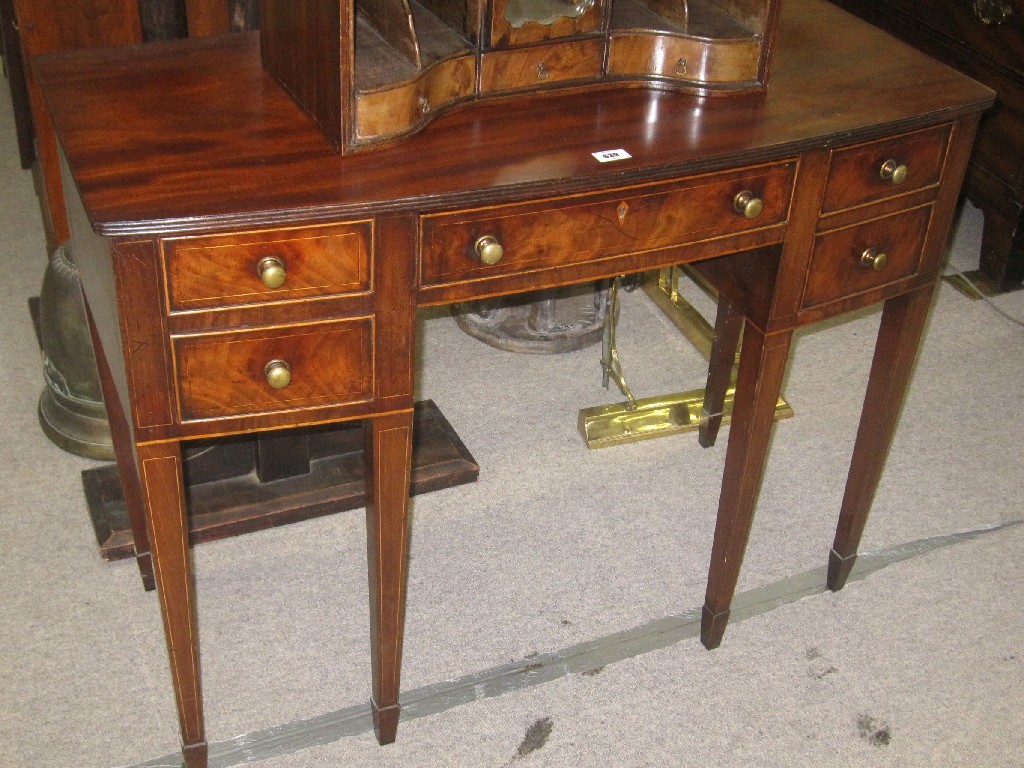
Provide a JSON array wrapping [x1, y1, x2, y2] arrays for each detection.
[[505, 0, 597, 27]]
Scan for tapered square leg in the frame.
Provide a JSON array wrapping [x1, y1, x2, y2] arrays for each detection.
[[364, 410, 415, 745], [827, 548, 858, 592], [181, 741, 208, 768], [701, 605, 731, 650], [371, 700, 402, 745], [828, 286, 935, 592], [137, 440, 206, 767], [702, 325, 793, 649], [699, 295, 744, 449]]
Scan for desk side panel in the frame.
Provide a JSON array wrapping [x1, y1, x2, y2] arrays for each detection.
[[915, 115, 982, 278], [63, 156, 175, 441], [61, 154, 130, 437]]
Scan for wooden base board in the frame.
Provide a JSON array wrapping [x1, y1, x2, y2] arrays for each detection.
[[83, 400, 478, 561], [942, 269, 1024, 299]]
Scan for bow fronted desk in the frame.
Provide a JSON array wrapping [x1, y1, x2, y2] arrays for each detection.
[[35, 1, 992, 765]]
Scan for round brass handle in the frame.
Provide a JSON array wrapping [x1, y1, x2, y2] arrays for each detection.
[[733, 191, 764, 219], [879, 159, 908, 185], [475, 235, 505, 266], [257, 256, 287, 289], [860, 247, 888, 272], [264, 359, 292, 389], [536, 62, 550, 81]]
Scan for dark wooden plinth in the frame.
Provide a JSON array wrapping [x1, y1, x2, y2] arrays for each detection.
[[83, 400, 477, 561]]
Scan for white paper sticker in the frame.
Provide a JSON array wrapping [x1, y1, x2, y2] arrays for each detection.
[[591, 148, 632, 163]]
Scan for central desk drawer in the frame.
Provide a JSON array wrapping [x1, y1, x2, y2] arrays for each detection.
[[172, 318, 374, 421], [164, 222, 372, 311], [420, 163, 795, 288]]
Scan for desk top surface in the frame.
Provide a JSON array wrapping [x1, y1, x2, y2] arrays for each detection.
[[35, 0, 993, 237]]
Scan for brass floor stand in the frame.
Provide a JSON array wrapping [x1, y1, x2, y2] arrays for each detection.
[[578, 266, 793, 448]]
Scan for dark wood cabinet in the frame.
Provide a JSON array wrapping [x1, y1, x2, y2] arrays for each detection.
[[6, 0, 259, 249], [0, 0, 33, 169], [13, 0, 142, 245], [831, 0, 1024, 291]]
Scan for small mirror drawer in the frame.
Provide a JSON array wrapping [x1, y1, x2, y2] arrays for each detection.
[[607, 33, 761, 85], [480, 38, 603, 93]]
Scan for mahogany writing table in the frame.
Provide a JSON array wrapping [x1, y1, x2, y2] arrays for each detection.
[[35, 1, 992, 764]]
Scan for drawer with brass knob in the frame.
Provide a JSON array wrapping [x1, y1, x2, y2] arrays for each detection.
[[733, 190, 765, 219], [480, 38, 603, 93], [821, 125, 950, 214], [163, 221, 372, 311], [171, 318, 374, 421], [474, 235, 505, 266], [801, 205, 933, 310], [420, 162, 795, 292], [607, 32, 762, 86], [263, 359, 292, 390]]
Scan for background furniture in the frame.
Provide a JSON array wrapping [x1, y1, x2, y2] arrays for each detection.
[[35, 0, 991, 765], [0, 0, 33, 169], [7, 0, 258, 250], [831, 0, 1024, 292]]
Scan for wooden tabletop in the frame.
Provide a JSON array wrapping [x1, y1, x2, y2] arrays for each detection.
[[34, 0, 993, 236]]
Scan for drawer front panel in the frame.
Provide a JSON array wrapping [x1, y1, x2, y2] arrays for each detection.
[[607, 33, 761, 85], [355, 54, 476, 142], [802, 205, 932, 309], [173, 318, 374, 420], [164, 222, 372, 311], [821, 126, 950, 214], [479, 38, 604, 93], [421, 163, 795, 287]]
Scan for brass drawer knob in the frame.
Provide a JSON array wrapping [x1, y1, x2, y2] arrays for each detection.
[[860, 247, 888, 272], [879, 159, 908, 185], [257, 256, 287, 289], [733, 190, 764, 219], [475, 235, 505, 266], [537, 62, 550, 81], [264, 359, 292, 389]]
